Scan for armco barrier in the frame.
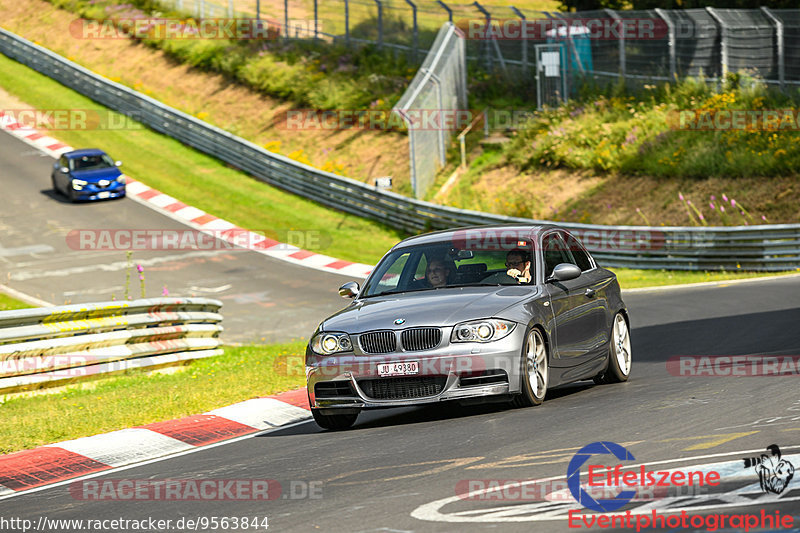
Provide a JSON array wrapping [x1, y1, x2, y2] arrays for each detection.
[[0, 297, 223, 393], [1, 28, 799, 271]]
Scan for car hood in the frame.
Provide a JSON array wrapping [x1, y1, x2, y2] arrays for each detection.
[[322, 286, 540, 333], [71, 167, 122, 182]]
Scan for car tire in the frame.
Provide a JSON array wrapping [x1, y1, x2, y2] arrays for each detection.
[[310, 408, 358, 430], [51, 175, 62, 196], [513, 328, 548, 407], [594, 312, 631, 384]]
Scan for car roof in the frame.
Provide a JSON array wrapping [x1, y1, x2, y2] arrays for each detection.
[[63, 149, 107, 158], [392, 224, 563, 250]]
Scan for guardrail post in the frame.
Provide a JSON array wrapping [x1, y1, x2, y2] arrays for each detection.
[[706, 8, 727, 77], [655, 8, 676, 80], [761, 7, 784, 91], [605, 9, 625, 80], [437, 0, 453, 23], [374, 0, 383, 49], [405, 0, 419, 62], [510, 6, 527, 72]]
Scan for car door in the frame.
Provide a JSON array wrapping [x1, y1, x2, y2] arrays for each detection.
[[542, 231, 608, 365]]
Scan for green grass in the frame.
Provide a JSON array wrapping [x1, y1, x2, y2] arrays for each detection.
[[615, 268, 799, 290], [0, 343, 307, 454], [0, 54, 405, 264], [0, 292, 33, 311], [506, 74, 800, 180]]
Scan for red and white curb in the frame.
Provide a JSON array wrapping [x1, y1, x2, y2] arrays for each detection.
[[0, 388, 310, 497], [0, 113, 373, 279]]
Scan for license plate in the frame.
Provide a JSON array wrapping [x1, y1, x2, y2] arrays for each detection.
[[97, 191, 111, 199], [377, 361, 419, 377]]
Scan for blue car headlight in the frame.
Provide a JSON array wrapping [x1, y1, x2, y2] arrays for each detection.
[[310, 332, 353, 355], [72, 179, 88, 191], [451, 319, 516, 343]]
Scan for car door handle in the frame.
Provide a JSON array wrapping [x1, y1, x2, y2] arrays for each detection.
[[584, 288, 596, 298]]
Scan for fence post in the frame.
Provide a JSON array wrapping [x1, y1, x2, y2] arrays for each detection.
[[374, 0, 383, 48], [405, 0, 419, 62], [510, 6, 527, 72], [284, 0, 289, 38], [437, 0, 453, 23], [605, 9, 625, 80], [655, 8, 676, 80], [761, 7, 784, 91], [706, 8, 727, 77], [314, 0, 318, 39], [344, 0, 350, 45], [255, 0, 259, 21], [473, 1, 492, 71], [428, 70, 447, 167], [227, 0, 233, 18]]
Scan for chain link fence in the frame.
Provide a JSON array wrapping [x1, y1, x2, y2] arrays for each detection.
[[393, 22, 467, 199]]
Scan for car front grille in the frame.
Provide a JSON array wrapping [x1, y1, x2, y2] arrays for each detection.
[[400, 328, 442, 351], [359, 331, 397, 354], [358, 376, 446, 400]]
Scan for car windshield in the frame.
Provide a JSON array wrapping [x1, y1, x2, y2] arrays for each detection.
[[361, 240, 535, 297], [69, 154, 115, 171]]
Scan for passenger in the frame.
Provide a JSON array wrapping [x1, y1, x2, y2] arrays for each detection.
[[424, 257, 454, 288]]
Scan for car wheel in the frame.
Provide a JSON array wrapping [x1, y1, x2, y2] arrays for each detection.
[[51, 175, 62, 196], [594, 312, 631, 384], [513, 328, 548, 407], [310, 408, 358, 430]]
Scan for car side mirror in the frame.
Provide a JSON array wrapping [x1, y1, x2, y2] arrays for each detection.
[[546, 263, 581, 283], [115, 161, 123, 167], [60, 167, 70, 174], [338, 281, 360, 299]]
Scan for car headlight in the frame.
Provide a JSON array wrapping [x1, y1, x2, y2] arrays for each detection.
[[72, 179, 88, 190], [451, 319, 516, 343], [310, 332, 353, 355]]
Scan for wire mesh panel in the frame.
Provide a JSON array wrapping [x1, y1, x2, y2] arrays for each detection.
[[710, 8, 776, 81], [617, 9, 670, 80], [661, 9, 721, 79], [769, 10, 800, 84], [394, 22, 468, 199]]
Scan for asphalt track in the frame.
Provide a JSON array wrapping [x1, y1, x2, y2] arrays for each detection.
[[0, 130, 349, 343], [3, 249, 800, 529]]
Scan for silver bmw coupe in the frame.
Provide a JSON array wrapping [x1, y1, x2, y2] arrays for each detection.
[[306, 224, 631, 430]]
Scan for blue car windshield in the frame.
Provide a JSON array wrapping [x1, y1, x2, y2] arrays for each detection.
[[70, 154, 115, 171], [361, 241, 535, 297]]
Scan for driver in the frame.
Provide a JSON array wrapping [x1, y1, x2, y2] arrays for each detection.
[[424, 257, 454, 288]]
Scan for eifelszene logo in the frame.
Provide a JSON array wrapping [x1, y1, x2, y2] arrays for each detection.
[[743, 444, 795, 495]]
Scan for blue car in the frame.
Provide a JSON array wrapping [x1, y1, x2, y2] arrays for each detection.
[[51, 149, 126, 202]]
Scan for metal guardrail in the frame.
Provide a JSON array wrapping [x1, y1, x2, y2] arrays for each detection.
[[1, 27, 799, 271], [0, 297, 223, 393]]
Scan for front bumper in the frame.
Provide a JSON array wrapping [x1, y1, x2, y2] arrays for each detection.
[[306, 325, 525, 410], [73, 185, 126, 201]]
